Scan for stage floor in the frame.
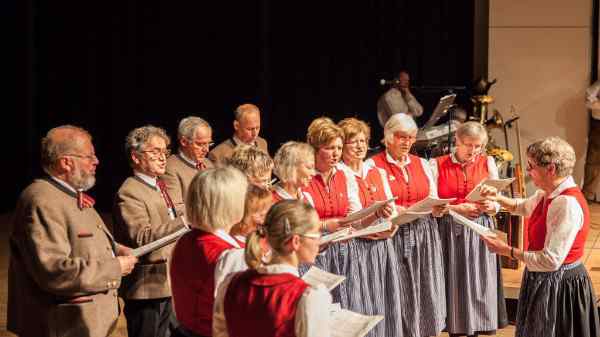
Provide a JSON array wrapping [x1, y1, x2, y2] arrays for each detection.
[[15, 204, 600, 337]]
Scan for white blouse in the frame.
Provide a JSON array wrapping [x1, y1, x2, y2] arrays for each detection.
[[213, 263, 333, 337], [513, 176, 584, 272], [213, 229, 248, 297]]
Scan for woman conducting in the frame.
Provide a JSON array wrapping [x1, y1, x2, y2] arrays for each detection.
[[481, 136, 600, 337]]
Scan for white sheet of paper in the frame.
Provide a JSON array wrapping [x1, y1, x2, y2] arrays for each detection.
[[331, 221, 393, 242], [448, 210, 497, 238], [407, 196, 455, 213], [340, 197, 396, 224], [320, 228, 352, 245], [330, 309, 384, 337], [131, 226, 191, 257], [466, 178, 515, 202], [302, 266, 346, 291], [390, 211, 431, 226]]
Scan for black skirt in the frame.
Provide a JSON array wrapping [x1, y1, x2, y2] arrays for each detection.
[[516, 262, 600, 337]]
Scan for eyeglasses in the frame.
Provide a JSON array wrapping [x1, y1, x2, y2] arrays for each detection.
[[140, 148, 171, 159], [191, 140, 215, 149], [300, 232, 321, 240], [393, 134, 417, 142], [64, 153, 98, 161], [344, 139, 368, 147]]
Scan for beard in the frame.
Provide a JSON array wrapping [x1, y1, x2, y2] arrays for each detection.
[[70, 168, 96, 191]]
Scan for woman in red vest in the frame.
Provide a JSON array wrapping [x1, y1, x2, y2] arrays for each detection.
[[213, 199, 332, 337], [431, 122, 507, 337], [337, 117, 400, 337], [170, 167, 249, 337], [481, 137, 600, 337], [365, 113, 446, 337], [272, 141, 316, 203], [301, 117, 360, 306]]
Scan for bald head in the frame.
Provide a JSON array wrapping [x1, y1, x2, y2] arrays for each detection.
[[233, 103, 261, 144]]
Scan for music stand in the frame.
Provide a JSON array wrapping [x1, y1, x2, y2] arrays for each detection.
[[423, 93, 457, 128]]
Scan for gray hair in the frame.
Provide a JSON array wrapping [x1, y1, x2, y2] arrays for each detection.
[[41, 125, 91, 174], [125, 125, 171, 165], [177, 116, 211, 140], [227, 144, 274, 179], [273, 141, 315, 184], [234, 103, 260, 121], [527, 136, 576, 177], [383, 113, 417, 145], [456, 121, 488, 145], [186, 167, 249, 232]]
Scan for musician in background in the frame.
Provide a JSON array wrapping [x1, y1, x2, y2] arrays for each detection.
[[377, 70, 423, 127]]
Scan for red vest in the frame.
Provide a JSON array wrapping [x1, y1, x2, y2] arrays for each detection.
[[369, 152, 430, 207], [272, 191, 284, 203], [527, 187, 589, 264], [436, 154, 489, 205], [170, 229, 237, 336], [224, 270, 309, 337], [353, 168, 389, 208], [303, 169, 349, 219]]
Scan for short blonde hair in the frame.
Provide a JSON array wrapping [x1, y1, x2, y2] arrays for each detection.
[[456, 121, 488, 145], [245, 200, 319, 269], [227, 144, 274, 179], [383, 113, 417, 146], [230, 185, 273, 237], [306, 117, 344, 150], [273, 141, 314, 184], [338, 117, 371, 143], [186, 167, 248, 232], [527, 136, 576, 177]]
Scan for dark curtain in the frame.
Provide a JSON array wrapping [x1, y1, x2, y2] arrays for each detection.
[[7, 0, 481, 212]]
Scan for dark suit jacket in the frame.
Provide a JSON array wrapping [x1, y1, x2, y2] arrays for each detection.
[[8, 178, 122, 337]]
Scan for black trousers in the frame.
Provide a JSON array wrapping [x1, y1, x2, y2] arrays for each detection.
[[123, 297, 177, 337]]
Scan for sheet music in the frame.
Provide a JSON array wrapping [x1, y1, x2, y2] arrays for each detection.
[[407, 196, 455, 213], [448, 210, 497, 238], [390, 211, 431, 226], [320, 228, 352, 245], [331, 221, 392, 242], [423, 93, 457, 128], [340, 197, 396, 224], [301, 266, 346, 291], [131, 226, 191, 257], [330, 309, 384, 337], [466, 178, 515, 202]]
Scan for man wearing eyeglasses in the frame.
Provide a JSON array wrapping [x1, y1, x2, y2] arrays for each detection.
[[163, 116, 214, 215], [8, 125, 138, 337], [113, 125, 188, 337], [208, 103, 269, 166]]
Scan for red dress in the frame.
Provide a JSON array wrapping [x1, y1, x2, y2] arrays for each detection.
[[303, 169, 350, 219], [170, 229, 237, 336], [527, 187, 589, 264], [224, 270, 309, 337], [369, 152, 430, 206]]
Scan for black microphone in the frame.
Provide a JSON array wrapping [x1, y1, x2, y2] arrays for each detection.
[[504, 116, 520, 125]]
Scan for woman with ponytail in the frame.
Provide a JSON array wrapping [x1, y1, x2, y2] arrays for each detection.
[[213, 200, 333, 337]]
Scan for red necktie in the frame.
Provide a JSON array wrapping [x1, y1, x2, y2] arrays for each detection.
[[196, 160, 206, 170], [77, 191, 95, 209], [156, 179, 176, 212]]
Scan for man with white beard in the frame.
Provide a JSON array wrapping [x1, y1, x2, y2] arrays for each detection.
[[7, 125, 138, 337]]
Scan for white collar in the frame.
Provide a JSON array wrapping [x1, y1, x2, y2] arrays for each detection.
[[214, 229, 242, 248], [338, 161, 372, 179], [548, 176, 577, 199], [234, 235, 247, 243], [50, 176, 78, 194], [257, 263, 299, 277], [178, 151, 197, 167], [134, 171, 158, 188], [316, 165, 339, 179], [385, 151, 410, 167], [273, 184, 302, 200]]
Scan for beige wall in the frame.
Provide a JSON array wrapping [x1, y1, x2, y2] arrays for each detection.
[[488, 0, 592, 193]]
